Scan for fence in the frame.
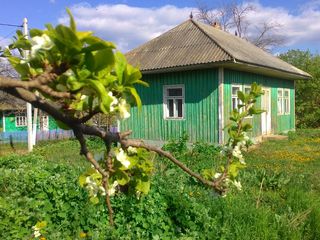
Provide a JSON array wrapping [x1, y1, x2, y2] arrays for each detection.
[[0, 129, 74, 145]]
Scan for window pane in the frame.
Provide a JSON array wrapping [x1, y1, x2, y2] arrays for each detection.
[[284, 99, 289, 113], [232, 97, 237, 110], [278, 90, 283, 97], [232, 86, 240, 96], [167, 88, 182, 97], [277, 98, 282, 114], [167, 99, 174, 117], [176, 99, 183, 117], [284, 90, 289, 97], [244, 87, 251, 94]]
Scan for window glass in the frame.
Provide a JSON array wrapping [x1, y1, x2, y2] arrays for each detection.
[[167, 88, 182, 97], [167, 99, 174, 117], [244, 86, 251, 94], [164, 85, 184, 119], [176, 99, 183, 117], [232, 86, 240, 96]]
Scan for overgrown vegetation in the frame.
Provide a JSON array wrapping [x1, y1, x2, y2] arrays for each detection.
[[1, 130, 319, 239], [279, 50, 320, 128]]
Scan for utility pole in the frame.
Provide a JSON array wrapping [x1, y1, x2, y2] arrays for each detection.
[[23, 17, 33, 152]]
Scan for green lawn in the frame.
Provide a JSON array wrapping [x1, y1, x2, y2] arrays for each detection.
[[0, 130, 319, 239]]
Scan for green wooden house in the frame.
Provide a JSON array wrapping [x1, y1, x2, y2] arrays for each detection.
[[122, 19, 311, 144], [0, 91, 58, 133]]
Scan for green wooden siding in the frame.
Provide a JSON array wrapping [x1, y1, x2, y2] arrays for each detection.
[[121, 68, 219, 143], [1, 113, 59, 132], [223, 69, 295, 139]]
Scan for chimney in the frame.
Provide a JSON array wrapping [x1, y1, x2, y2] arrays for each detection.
[[212, 21, 221, 30]]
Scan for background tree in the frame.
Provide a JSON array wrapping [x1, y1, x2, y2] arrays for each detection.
[[279, 50, 320, 128], [196, 0, 285, 52]]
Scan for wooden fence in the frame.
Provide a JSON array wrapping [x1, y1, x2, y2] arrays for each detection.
[[0, 129, 74, 145]]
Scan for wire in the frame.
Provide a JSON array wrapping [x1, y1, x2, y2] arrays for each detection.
[[0, 30, 17, 44], [0, 23, 22, 28]]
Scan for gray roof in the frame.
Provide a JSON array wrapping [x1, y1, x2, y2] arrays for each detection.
[[126, 20, 311, 79], [0, 90, 25, 111]]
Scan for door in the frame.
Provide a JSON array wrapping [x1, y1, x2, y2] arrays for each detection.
[[261, 88, 271, 135]]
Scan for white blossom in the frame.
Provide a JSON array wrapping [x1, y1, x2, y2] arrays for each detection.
[[214, 172, 222, 179], [118, 99, 130, 119], [64, 69, 74, 77], [30, 34, 53, 57], [127, 146, 137, 154], [32, 226, 41, 238], [108, 181, 119, 196], [108, 91, 118, 112], [116, 148, 131, 168], [243, 132, 250, 141], [233, 180, 242, 191], [99, 186, 106, 196]]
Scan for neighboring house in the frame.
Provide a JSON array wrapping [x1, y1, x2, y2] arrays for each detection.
[[122, 19, 311, 144], [0, 91, 58, 133]]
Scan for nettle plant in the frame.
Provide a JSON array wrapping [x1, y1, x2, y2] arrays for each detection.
[[0, 10, 263, 226]]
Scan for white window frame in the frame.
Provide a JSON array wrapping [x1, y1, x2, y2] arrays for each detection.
[[231, 85, 253, 118], [163, 84, 185, 120], [231, 84, 242, 112], [15, 113, 27, 127], [277, 88, 290, 115]]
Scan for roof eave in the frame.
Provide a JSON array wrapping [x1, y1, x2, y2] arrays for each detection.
[[233, 60, 312, 80]]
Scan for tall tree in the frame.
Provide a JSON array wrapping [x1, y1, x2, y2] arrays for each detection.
[[196, 1, 285, 52], [279, 50, 320, 128]]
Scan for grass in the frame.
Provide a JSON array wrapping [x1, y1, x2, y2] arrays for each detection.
[[0, 129, 319, 239]]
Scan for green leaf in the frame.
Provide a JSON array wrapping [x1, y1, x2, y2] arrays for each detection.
[[89, 196, 99, 205], [237, 91, 245, 102], [66, 76, 85, 91], [113, 170, 130, 185], [115, 51, 127, 83], [87, 79, 113, 113], [82, 42, 115, 53], [79, 175, 86, 187], [135, 178, 151, 194], [29, 29, 43, 37], [128, 87, 142, 109], [66, 8, 76, 31], [229, 162, 246, 178], [55, 24, 81, 51], [93, 48, 115, 72]]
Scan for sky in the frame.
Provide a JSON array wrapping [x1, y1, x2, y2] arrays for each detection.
[[0, 0, 319, 54]]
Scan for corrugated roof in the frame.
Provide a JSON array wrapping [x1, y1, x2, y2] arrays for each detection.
[[126, 19, 311, 79], [0, 90, 25, 111], [126, 20, 232, 71]]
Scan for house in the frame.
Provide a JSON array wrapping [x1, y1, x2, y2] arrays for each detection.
[[122, 19, 311, 144], [0, 90, 58, 133]]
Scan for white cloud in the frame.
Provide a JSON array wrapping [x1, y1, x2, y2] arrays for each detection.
[[58, 2, 320, 53], [59, 3, 193, 52], [244, 2, 320, 48]]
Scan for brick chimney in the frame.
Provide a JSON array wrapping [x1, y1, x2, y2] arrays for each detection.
[[212, 21, 221, 30]]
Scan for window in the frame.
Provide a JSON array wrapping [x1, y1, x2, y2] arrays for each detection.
[[277, 88, 290, 115], [163, 85, 184, 119], [231, 85, 241, 111], [283, 89, 290, 114], [231, 85, 253, 117], [15, 113, 27, 127]]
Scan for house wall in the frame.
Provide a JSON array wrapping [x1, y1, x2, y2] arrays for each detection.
[[223, 69, 295, 140], [3, 113, 59, 132], [121, 68, 220, 143]]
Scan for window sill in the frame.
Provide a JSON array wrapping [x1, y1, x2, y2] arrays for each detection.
[[164, 117, 185, 121]]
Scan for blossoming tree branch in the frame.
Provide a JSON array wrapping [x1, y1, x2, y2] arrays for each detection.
[[0, 10, 263, 226]]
